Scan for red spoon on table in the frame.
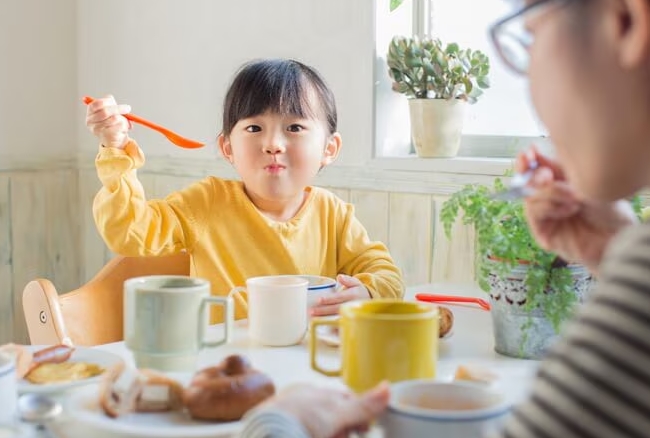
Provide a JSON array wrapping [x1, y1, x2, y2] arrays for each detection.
[[82, 96, 205, 149], [415, 293, 491, 311]]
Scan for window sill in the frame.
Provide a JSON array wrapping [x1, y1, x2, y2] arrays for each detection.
[[316, 155, 515, 196], [369, 155, 514, 176]]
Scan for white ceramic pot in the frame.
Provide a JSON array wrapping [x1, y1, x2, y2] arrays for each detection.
[[379, 380, 511, 438], [408, 98, 466, 158]]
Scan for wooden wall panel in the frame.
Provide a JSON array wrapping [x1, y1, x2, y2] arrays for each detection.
[[431, 196, 477, 286], [0, 176, 12, 343], [138, 173, 156, 197], [79, 169, 106, 282], [350, 190, 389, 244], [151, 174, 198, 199], [388, 193, 434, 286], [10, 172, 50, 343], [9, 171, 80, 343], [45, 171, 82, 293], [325, 187, 350, 203]]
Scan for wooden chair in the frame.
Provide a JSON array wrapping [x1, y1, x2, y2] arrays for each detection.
[[22, 253, 190, 346]]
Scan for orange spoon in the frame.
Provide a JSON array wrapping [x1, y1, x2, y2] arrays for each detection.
[[415, 293, 491, 311], [82, 96, 205, 149]]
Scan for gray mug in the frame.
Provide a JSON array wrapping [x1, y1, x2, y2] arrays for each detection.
[[124, 275, 233, 371]]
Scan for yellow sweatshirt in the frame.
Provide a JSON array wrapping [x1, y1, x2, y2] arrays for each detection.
[[93, 141, 404, 323]]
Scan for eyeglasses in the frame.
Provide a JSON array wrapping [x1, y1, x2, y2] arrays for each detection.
[[489, 0, 570, 75]]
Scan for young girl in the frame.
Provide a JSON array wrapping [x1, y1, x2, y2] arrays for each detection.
[[86, 58, 404, 323]]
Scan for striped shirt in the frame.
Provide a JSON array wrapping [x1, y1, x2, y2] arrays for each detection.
[[239, 409, 310, 438], [498, 222, 650, 438], [239, 223, 650, 437]]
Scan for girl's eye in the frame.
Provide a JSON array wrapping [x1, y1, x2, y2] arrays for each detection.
[[245, 125, 261, 133], [287, 124, 304, 133]]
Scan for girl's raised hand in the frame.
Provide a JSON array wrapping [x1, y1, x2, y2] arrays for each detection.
[[85, 95, 132, 149]]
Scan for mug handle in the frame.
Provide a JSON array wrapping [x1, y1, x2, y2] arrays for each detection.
[[309, 318, 341, 377], [228, 286, 249, 314], [198, 296, 234, 348]]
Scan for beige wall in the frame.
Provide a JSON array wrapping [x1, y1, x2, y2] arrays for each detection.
[[0, 0, 77, 161], [76, 0, 376, 166]]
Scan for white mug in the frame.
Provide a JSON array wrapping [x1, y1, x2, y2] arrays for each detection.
[[229, 276, 308, 346], [379, 380, 511, 438], [0, 352, 17, 425], [124, 275, 234, 372]]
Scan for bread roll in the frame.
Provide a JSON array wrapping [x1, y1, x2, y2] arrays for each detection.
[[439, 306, 454, 338], [99, 362, 145, 418], [137, 369, 184, 412], [99, 363, 184, 418], [184, 355, 276, 421]]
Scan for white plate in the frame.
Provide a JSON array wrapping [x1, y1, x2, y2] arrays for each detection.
[[65, 384, 241, 438], [18, 346, 124, 394]]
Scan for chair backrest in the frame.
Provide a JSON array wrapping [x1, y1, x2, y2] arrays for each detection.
[[22, 253, 190, 346]]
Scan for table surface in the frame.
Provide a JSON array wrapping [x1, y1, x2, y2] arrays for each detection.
[[12, 283, 541, 438]]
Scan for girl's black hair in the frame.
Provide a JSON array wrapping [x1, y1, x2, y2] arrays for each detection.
[[222, 59, 337, 137]]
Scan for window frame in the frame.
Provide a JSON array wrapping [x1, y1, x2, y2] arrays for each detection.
[[372, 0, 549, 162]]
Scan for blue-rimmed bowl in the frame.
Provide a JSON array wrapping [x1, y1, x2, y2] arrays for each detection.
[[301, 275, 337, 291], [297, 276, 338, 309]]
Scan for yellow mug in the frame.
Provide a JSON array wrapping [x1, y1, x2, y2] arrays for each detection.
[[310, 299, 439, 393]]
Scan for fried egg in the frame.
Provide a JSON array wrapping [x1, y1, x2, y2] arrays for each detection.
[[25, 362, 104, 384]]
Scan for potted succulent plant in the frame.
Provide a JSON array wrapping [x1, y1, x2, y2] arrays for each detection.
[[386, 36, 490, 158], [440, 178, 594, 359]]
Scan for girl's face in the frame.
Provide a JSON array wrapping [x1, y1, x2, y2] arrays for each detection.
[[219, 102, 340, 204], [524, 0, 650, 201]]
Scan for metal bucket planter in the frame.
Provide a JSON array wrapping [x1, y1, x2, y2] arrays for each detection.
[[487, 261, 592, 359]]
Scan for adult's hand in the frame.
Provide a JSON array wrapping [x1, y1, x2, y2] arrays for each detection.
[[517, 147, 637, 274]]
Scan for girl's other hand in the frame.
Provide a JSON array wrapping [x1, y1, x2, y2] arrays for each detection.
[[85, 95, 132, 149], [310, 274, 370, 317]]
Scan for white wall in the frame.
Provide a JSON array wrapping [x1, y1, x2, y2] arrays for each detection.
[[0, 0, 77, 163], [76, 0, 376, 166]]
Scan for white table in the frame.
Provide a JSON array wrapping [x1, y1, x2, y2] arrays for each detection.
[[22, 283, 541, 438]]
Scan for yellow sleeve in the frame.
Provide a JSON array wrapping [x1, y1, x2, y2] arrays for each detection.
[[336, 204, 405, 299], [92, 141, 211, 256]]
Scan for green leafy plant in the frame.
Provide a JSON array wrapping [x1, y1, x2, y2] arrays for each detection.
[[440, 179, 579, 333], [441, 178, 645, 335], [387, 36, 490, 102]]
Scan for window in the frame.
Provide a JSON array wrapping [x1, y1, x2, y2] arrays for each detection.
[[374, 0, 549, 159]]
